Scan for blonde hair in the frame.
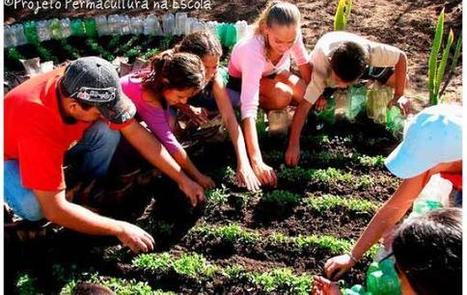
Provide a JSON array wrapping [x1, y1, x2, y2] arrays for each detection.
[[253, 1, 301, 36]]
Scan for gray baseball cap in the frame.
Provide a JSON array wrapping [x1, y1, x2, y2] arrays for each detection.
[[61, 56, 136, 124]]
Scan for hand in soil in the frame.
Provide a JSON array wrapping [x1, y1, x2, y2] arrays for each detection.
[[196, 174, 216, 190], [179, 179, 206, 207], [388, 95, 412, 116], [235, 164, 261, 191], [324, 253, 356, 280], [285, 144, 300, 167], [252, 161, 277, 187], [312, 275, 342, 295], [116, 221, 155, 253], [178, 105, 210, 127]]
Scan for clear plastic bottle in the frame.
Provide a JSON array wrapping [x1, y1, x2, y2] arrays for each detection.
[[37, 20, 52, 42], [184, 17, 195, 35], [162, 13, 175, 36], [235, 20, 249, 42], [409, 173, 452, 218], [366, 82, 393, 124], [94, 15, 108, 36], [346, 85, 367, 121], [107, 14, 119, 35], [130, 16, 144, 35], [191, 20, 205, 33], [60, 18, 72, 39], [175, 12, 188, 35], [4, 25, 15, 48], [14, 24, 28, 46]]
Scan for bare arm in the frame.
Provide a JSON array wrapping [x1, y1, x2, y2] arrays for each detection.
[[171, 148, 215, 189], [324, 173, 427, 279], [120, 121, 206, 205], [34, 189, 154, 253], [212, 77, 261, 191], [285, 99, 313, 166], [298, 62, 312, 85], [393, 51, 408, 99]]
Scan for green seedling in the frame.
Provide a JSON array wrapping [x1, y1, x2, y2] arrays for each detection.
[[305, 194, 379, 213], [173, 253, 218, 279], [295, 235, 352, 254], [356, 155, 385, 167], [206, 185, 230, 207], [262, 190, 302, 207], [132, 253, 171, 272], [16, 273, 39, 295], [251, 268, 312, 295], [141, 47, 161, 60]]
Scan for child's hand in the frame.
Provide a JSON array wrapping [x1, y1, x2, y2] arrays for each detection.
[[236, 164, 261, 191], [285, 144, 300, 167], [314, 96, 328, 111], [388, 95, 412, 116], [179, 179, 206, 207], [252, 161, 277, 187], [178, 105, 210, 127], [196, 174, 216, 190], [312, 276, 342, 295], [324, 254, 356, 280]]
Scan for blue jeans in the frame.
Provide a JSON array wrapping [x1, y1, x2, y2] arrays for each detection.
[[4, 121, 120, 221]]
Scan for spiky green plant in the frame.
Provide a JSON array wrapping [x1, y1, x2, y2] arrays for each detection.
[[428, 9, 461, 104], [262, 190, 302, 207], [334, 0, 352, 31]]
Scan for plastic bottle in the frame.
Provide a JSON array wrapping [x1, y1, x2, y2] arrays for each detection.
[[333, 89, 348, 116], [4, 25, 15, 48], [162, 13, 175, 36], [235, 20, 249, 42], [94, 15, 108, 36], [175, 12, 188, 35], [224, 23, 238, 48], [107, 14, 119, 35], [316, 95, 336, 125], [49, 18, 62, 40], [60, 18, 72, 39], [23, 21, 39, 44], [366, 259, 401, 295], [342, 284, 372, 295], [366, 82, 393, 124], [84, 18, 98, 38], [346, 85, 367, 121], [130, 16, 144, 35], [191, 20, 205, 33], [120, 15, 131, 35], [386, 106, 405, 137], [184, 17, 195, 35], [409, 173, 452, 218], [70, 18, 86, 36], [14, 24, 28, 46], [37, 20, 52, 42]]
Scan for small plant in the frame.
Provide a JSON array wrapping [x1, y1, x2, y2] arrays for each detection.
[[85, 39, 114, 61], [295, 235, 352, 254], [132, 253, 172, 272], [206, 185, 230, 208], [334, 0, 352, 31], [141, 47, 161, 60], [195, 223, 260, 244], [428, 8, 461, 104], [172, 253, 218, 279], [125, 47, 142, 63], [262, 190, 302, 207], [7, 47, 25, 61], [251, 268, 312, 294], [16, 273, 39, 295], [356, 155, 385, 167], [35, 44, 58, 64], [305, 194, 379, 213], [60, 40, 80, 60]]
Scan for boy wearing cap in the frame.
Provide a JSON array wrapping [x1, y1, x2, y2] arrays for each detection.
[[4, 56, 205, 253], [286, 31, 410, 167], [322, 104, 462, 280]]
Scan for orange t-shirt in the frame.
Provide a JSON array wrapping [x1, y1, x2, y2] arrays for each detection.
[[4, 67, 133, 191]]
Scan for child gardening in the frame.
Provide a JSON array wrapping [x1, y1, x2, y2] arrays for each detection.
[[324, 104, 462, 281], [120, 52, 215, 190], [226, 1, 312, 186], [286, 31, 410, 167], [174, 31, 261, 191]]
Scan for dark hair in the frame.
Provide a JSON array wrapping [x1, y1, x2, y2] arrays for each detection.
[[141, 51, 205, 106], [72, 282, 115, 295], [393, 208, 462, 295], [330, 41, 368, 82], [175, 31, 223, 59]]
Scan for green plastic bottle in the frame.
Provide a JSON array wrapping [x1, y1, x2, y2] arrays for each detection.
[[24, 21, 39, 44], [366, 259, 401, 295], [224, 23, 238, 48], [84, 18, 98, 38], [216, 23, 228, 47], [346, 85, 367, 121], [386, 106, 404, 137], [49, 18, 62, 40], [316, 95, 336, 125], [342, 284, 373, 295], [70, 19, 86, 36]]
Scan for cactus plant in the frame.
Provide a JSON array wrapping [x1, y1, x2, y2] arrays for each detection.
[[334, 0, 352, 31], [428, 8, 462, 105]]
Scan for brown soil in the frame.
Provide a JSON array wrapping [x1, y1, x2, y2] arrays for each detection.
[[4, 0, 462, 101]]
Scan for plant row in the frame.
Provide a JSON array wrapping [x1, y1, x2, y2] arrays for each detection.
[[132, 252, 313, 295]]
